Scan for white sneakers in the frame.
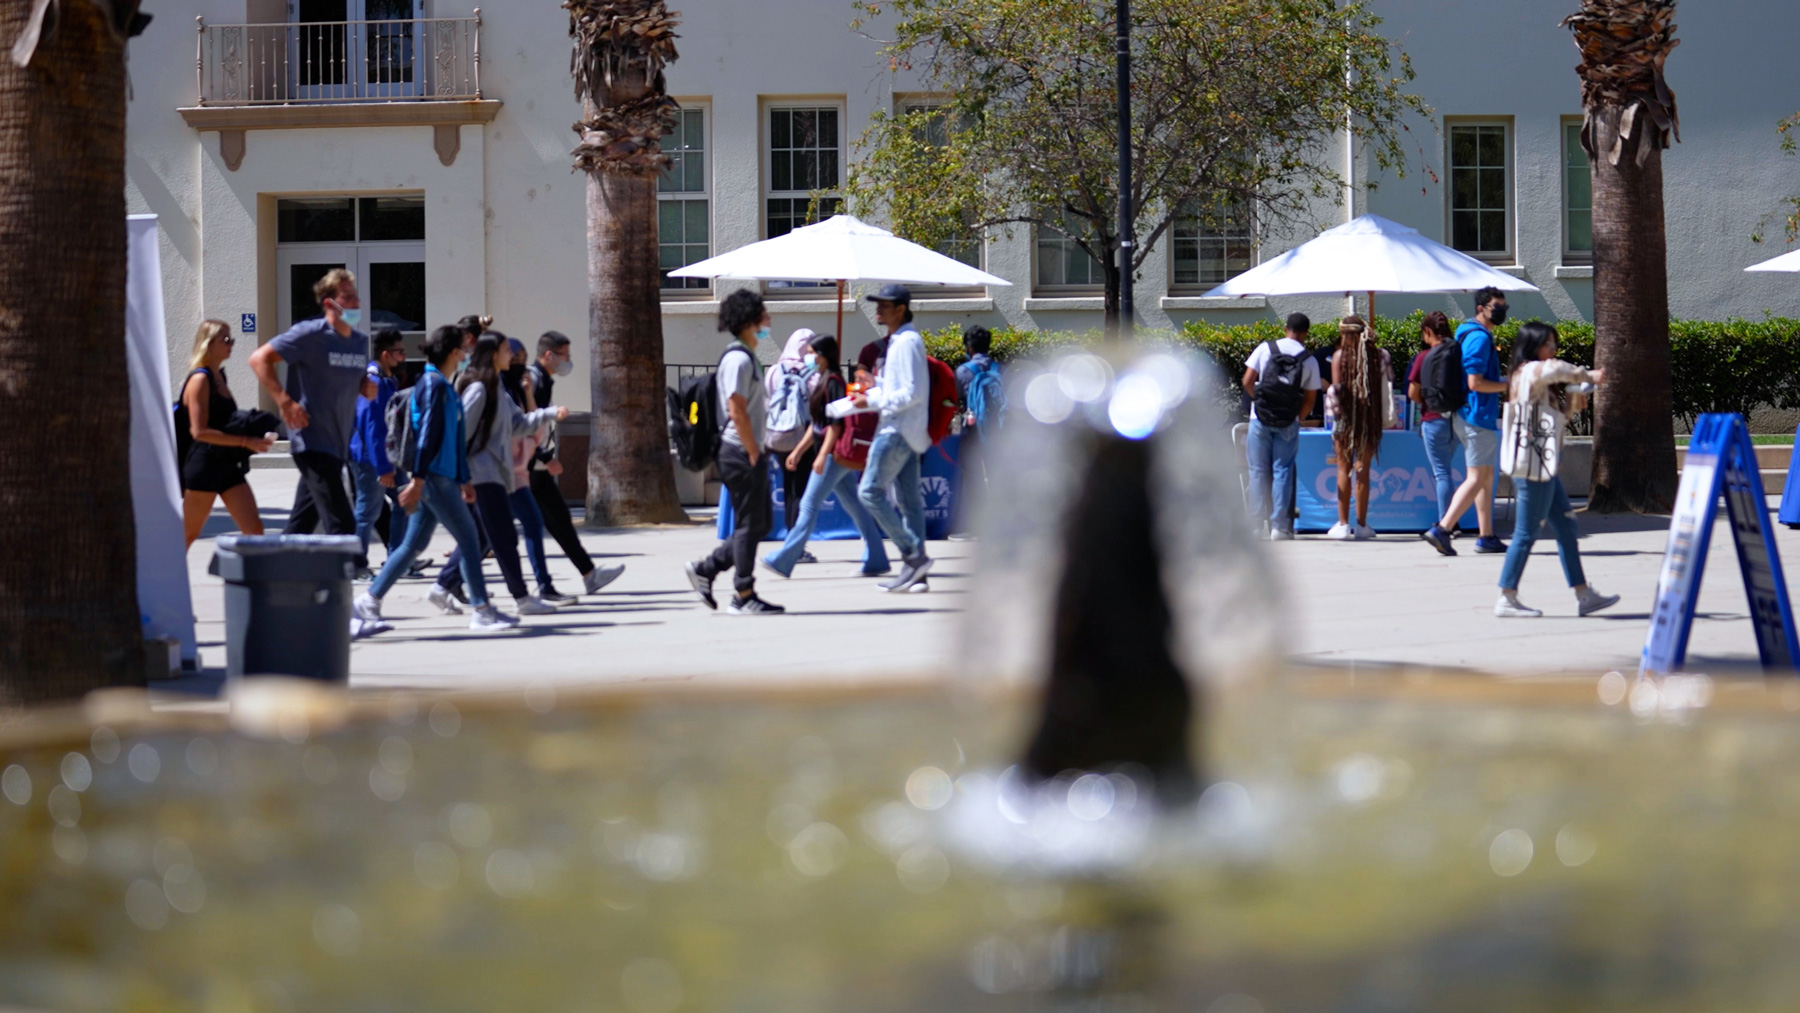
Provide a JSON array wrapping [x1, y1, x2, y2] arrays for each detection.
[[1267, 528, 1295, 542], [353, 592, 382, 622], [427, 586, 464, 615], [1326, 522, 1354, 540], [1496, 587, 1620, 618], [1353, 523, 1376, 540], [470, 605, 519, 631], [1494, 593, 1543, 618]]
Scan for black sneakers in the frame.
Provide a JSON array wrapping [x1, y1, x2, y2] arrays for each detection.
[[725, 593, 785, 615], [684, 561, 717, 610]]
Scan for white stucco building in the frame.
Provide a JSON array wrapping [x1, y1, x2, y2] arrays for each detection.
[[127, 0, 1800, 410]]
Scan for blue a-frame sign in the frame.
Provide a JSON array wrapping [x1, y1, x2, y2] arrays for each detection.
[[1642, 413, 1800, 675]]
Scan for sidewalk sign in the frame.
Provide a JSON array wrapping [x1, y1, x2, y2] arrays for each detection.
[[1641, 413, 1799, 676]]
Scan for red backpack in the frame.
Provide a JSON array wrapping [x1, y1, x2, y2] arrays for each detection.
[[926, 357, 959, 445]]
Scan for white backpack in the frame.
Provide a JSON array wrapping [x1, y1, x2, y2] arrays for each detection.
[[765, 362, 811, 452], [1500, 399, 1565, 483]]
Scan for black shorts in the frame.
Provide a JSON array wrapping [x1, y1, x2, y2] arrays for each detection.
[[182, 444, 249, 494]]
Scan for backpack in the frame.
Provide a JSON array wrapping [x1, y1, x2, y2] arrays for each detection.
[[765, 361, 811, 452], [926, 356, 959, 445], [668, 344, 746, 471], [1420, 340, 1468, 415], [1251, 341, 1309, 427], [384, 385, 418, 471], [964, 360, 1005, 432]]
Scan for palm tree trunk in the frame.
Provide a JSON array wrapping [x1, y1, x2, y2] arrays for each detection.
[[1587, 108, 1677, 513], [0, 0, 145, 703], [585, 151, 686, 525]]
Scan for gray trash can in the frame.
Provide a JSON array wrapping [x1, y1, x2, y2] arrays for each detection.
[[210, 534, 361, 682]]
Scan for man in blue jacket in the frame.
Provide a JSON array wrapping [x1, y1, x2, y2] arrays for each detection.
[[1423, 287, 1512, 556], [349, 328, 410, 574]]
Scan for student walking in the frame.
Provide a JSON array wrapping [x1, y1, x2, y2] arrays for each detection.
[[430, 333, 565, 618], [354, 326, 518, 631], [1494, 321, 1620, 618], [955, 325, 1005, 500], [1408, 311, 1462, 526], [1422, 287, 1512, 556], [524, 331, 625, 598], [249, 267, 377, 570], [1326, 315, 1388, 540], [1242, 313, 1321, 540], [349, 328, 410, 571], [180, 320, 275, 547], [760, 336, 890, 578], [766, 328, 820, 539], [851, 284, 934, 592], [685, 290, 785, 615]]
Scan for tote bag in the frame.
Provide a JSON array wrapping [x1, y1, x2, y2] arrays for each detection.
[[1499, 399, 1565, 483]]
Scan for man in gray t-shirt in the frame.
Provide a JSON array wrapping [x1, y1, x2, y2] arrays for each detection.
[[685, 290, 783, 615]]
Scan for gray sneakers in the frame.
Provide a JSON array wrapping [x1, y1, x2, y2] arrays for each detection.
[[427, 585, 463, 615], [1576, 587, 1621, 616], [469, 605, 519, 631], [880, 556, 934, 593], [584, 563, 626, 595]]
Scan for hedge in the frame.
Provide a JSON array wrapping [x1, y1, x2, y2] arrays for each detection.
[[924, 314, 1800, 428]]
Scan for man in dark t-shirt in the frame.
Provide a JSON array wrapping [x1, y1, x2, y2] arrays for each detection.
[[248, 267, 374, 568]]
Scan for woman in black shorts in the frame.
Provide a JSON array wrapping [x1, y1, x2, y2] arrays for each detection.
[[181, 320, 275, 547]]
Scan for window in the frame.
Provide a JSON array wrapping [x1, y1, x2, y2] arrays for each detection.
[[1563, 120, 1593, 262], [659, 107, 710, 293], [1035, 212, 1104, 289], [899, 100, 981, 270], [1448, 122, 1511, 260], [1171, 198, 1253, 288], [766, 105, 842, 240], [275, 194, 426, 338]]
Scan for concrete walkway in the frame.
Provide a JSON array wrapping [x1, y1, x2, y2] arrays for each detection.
[[177, 471, 1793, 693]]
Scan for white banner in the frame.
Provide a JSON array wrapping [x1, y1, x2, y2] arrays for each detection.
[[126, 215, 197, 667]]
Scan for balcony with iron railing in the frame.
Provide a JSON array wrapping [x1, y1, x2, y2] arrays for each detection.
[[178, 11, 500, 170]]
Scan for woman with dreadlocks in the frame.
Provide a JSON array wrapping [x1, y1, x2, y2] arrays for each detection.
[[1325, 315, 1389, 540]]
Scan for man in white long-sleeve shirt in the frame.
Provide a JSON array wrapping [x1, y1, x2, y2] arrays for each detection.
[[851, 284, 934, 592]]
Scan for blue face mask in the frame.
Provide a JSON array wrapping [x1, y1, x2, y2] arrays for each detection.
[[754, 326, 771, 343], [337, 306, 363, 329], [802, 353, 819, 374]]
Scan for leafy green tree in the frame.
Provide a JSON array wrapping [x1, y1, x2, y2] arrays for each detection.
[[1769, 112, 1800, 244], [845, 0, 1428, 330]]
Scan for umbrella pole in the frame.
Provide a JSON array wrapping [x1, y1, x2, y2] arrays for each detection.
[[835, 279, 845, 344]]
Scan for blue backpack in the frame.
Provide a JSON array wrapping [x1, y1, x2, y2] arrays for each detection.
[[965, 360, 1005, 432]]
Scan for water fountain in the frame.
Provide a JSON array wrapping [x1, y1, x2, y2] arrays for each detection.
[[1, 350, 1797, 1011]]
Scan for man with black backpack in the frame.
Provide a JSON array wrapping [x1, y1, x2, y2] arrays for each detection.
[[1241, 313, 1321, 540], [684, 290, 785, 615]]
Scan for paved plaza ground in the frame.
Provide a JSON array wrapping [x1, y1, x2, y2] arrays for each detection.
[[173, 470, 1794, 694]]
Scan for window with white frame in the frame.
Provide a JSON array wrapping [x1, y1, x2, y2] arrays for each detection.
[[766, 105, 842, 240], [659, 106, 710, 293], [1170, 198, 1253, 288], [1035, 211, 1104, 290], [1562, 120, 1593, 262], [1448, 122, 1512, 260], [898, 99, 981, 270]]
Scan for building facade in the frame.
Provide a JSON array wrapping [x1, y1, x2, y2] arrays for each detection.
[[128, 0, 1800, 410]]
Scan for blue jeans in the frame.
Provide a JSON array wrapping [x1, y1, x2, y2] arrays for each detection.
[[1245, 418, 1299, 533], [368, 474, 490, 607], [764, 456, 889, 576], [1420, 418, 1460, 525], [1498, 478, 1586, 591], [508, 486, 552, 592], [350, 459, 408, 559], [858, 432, 925, 561]]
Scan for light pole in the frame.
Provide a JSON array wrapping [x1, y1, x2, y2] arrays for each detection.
[[1115, 0, 1134, 331]]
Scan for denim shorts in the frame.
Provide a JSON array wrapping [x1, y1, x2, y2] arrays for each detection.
[[1454, 415, 1499, 471]]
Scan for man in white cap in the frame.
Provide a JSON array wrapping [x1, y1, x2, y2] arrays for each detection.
[[851, 284, 933, 592]]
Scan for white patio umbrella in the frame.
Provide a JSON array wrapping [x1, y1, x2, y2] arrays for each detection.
[[1746, 248, 1800, 273], [1202, 213, 1538, 319], [669, 213, 1011, 338]]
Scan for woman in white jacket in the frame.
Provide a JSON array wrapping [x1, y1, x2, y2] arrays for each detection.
[[1494, 321, 1620, 618], [430, 333, 565, 617]]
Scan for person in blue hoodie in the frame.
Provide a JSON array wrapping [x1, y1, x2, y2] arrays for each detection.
[[354, 326, 520, 632], [348, 328, 411, 574], [1422, 286, 1513, 556]]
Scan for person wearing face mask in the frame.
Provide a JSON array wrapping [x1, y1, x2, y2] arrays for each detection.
[[1422, 286, 1513, 556], [684, 289, 784, 615], [525, 330, 626, 599], [249, 267, 378, 571], [766, 328, 823, 545]]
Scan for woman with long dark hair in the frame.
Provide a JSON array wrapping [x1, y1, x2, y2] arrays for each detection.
[[1494, 321, 1619, 618], [431, 332, 565, 617], [759, 335, 890, 577], [1326, 315, 1388, 539], [1407, 310, 1460, 525]]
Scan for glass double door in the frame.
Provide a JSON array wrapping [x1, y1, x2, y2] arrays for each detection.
[[290, 0, 422, 101], [276, 244, 427, 348]]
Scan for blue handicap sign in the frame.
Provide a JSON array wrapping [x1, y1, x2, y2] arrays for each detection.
[[1641, 413, 1800, 675], [240, 313, 257, 334]]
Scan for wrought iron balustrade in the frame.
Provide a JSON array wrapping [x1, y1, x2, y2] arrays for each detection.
[[194, 12, 481, 105]]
